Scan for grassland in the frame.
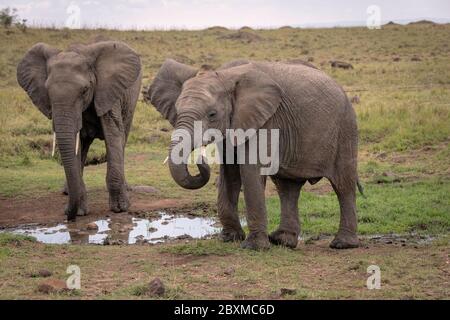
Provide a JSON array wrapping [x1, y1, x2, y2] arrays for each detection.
[[0, 23, 449, 299]]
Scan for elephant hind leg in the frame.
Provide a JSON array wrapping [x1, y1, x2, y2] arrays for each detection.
[[269, 177, 304, 248], [328, 175, 359, 249]]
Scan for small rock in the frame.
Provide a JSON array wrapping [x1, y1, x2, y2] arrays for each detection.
[[38, 269, 52, 278], [176, 234, 193, 240], [161, 221, 169, 225], [135, 238, 148, 245], [148, 227, 158, 233], [280, 288, 297, 296], [148, 278, 165, 296], [411, 55, 421, 61], [393, 56, 401, 62], [104, 238, 125, 246], [86, 222, 98, 231], [224, 267, 235, 276], [37, 279, 68, 294]]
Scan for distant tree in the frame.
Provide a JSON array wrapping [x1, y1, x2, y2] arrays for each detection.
[[0, 7, 18, 28], [15, 18, 28, 33]]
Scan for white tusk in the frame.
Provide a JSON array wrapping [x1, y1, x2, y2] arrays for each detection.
[[51, 132, 56, 157], [75, 131, 80, 156], [163, 156, 169, 165], [201, 146, 206, 158]]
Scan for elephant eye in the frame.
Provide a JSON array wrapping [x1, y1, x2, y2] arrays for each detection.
[[207, 110, 217, 120], [81, 86, 89, 95]]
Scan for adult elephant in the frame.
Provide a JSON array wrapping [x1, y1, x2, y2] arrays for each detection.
[[17, 41, 142, 221], [145, 59, 361, 250]]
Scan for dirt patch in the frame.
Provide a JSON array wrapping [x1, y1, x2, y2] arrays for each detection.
[[0, 233, 448, 299], [0, 189, 187, 228]]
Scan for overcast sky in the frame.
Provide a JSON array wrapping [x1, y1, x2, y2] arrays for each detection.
[[1, 0, 450, 29]]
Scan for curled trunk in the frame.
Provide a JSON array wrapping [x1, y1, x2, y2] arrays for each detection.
[[167, 127, 210, 190]]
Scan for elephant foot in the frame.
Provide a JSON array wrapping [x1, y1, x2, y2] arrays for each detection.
[[219, 228, 246, 242], [64, 205, 88, 221], [330, 231, 359, 249], [109, 189, 130, 213], [269, 229, 299, 248], [241, 232, 271, 251]]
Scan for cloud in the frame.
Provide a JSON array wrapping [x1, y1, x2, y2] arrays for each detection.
[[2, 0, 450, 29]]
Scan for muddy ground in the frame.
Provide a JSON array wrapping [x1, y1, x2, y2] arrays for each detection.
[[0, 189, 448, 300], [0, 189, 185, 227]]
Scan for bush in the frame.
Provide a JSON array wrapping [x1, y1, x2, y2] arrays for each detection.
[[0, 7, 17, 29]]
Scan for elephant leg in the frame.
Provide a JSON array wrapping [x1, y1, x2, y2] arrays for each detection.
[[329, 179, 359, 249], [217, 163, 245, 242], [77, 136, 94, 216], [240, 163, 270, 250], [61, 136, 93, 196], [269, 178, 304, 248], [101, 110, 129, 213]]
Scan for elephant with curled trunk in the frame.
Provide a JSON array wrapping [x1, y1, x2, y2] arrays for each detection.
[[145, 59, 361, 251], [17, 41, 142, 220]]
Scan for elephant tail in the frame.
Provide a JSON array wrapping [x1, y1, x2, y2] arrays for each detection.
[[357, 178, 366, 198]]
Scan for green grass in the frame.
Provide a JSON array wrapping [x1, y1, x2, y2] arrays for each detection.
[[0, 232, 36, 246], [0, 23, 449, 238], [267, 179, 450, 236], [0, 24, 449, 300], [160, 239, 240, 256]]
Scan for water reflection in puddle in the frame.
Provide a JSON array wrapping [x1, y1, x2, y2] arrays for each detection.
[[3, 213, 220, 245]]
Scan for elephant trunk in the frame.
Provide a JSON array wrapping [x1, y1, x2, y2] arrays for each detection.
[[168, 125, 210, 190], [55, 129, 81, 220]]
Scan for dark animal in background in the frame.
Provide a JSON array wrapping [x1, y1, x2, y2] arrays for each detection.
[[330, 60, 354, 69]]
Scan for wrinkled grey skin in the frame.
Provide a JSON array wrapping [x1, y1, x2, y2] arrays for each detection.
[[145, 59, 359, 250], [17, 41, 142, 220]]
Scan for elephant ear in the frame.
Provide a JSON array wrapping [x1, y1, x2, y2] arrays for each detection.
[[86, 41, 141, 117], [16, 43, 60, 119], [230, 65, 282, 132], [145, 59, 197, 127]]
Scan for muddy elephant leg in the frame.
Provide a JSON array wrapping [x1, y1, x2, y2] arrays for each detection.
[[329, 179, 359, 249], [217, 163, 245, 242], [61, 136, 93, 196], [240, 164, 270, 250], [101, 110, 129, 213], [269, 178, 304, 248]]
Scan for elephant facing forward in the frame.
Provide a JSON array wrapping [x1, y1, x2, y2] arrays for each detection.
[[17, 41, 142, 220], [145, 59, 361, 250]]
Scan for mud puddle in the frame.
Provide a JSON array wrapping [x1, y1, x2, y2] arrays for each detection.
[[1, 212, 220, 245]]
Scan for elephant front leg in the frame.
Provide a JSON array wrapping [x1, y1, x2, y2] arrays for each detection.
[[101, 111, 129, 213], [240, 164, 270, 250], [64, 137, 93, 217], [217, 164, 245, 242], [77, 136, 94, 216]]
